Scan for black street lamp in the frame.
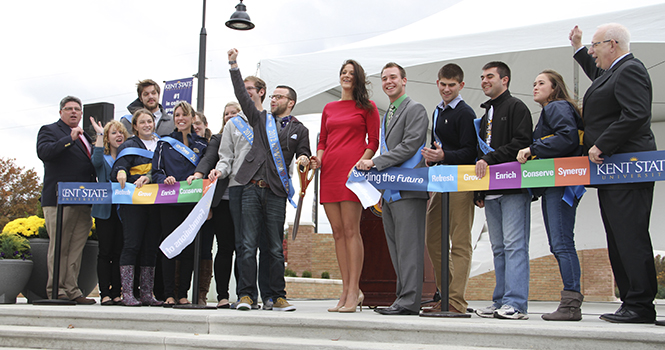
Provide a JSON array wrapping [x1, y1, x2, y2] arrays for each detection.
[[183, 0, 254, 310], [226, 0, 255, 30], [196, 0, 254, 113]]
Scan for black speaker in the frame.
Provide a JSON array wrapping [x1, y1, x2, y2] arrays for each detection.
[[83, 102, 114, 138]]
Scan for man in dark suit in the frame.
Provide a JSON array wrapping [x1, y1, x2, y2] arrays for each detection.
[[227, 48, 312, 312], [570, 24, 659, 324], [36, 96, 97, 304], [356, 62, 429, 315]]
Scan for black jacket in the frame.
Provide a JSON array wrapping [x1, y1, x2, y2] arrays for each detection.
[[476, 89, 532, 198], [574, 48, 656, 156], [111, 136, 153, 183]]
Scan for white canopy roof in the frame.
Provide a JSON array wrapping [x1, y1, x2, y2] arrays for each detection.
[[260, 0, 665, 121], [262, 0, 665, 276]]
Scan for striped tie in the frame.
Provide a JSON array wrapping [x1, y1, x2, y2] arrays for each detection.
[[386, 104, 396, 127]]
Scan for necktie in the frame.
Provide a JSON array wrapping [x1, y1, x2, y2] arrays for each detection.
[[386, 105, 396, 127], [79, 134, 91, 158]]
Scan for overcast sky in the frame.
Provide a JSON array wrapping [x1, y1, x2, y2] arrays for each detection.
[[5, 0, 664, 237], [2, 0, 462, 177]]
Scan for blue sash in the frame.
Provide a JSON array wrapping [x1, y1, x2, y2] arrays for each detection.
[[266, 114, 296, 208], [116, 147, 154, 160], [563, 185, 586, 207], [103, 155, 114, 167], [160, 136, 200, 166], [473, 118, 495, 155], [380, 109, 425, 202], [231, 116, 253, 145]]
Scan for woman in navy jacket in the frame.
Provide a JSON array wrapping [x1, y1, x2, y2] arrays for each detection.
[[517, 70, 584, 321], [90, 118, 129, 305], [111, 108, 163, 306], [152, 101, 207, 306]]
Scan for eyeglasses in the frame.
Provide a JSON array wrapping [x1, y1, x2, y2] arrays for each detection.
[[269, 94, 290, 101], [62, 107, 82, 112], [590, 39, 615, 48], [246, 86, 256, 91]]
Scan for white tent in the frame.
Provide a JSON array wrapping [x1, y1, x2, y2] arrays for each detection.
[[261, 0, 665, 277]]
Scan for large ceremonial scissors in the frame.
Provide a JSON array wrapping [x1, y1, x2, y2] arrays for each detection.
[[291, 161, 315, 240]]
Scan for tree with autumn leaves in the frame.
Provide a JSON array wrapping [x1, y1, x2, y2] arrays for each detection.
[[0, 157, 42, 230]]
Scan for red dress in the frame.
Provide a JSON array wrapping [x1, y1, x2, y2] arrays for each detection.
[[317, 100, 380, 203]]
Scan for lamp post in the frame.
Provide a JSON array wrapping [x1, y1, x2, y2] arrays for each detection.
[[196, 0, 254, 113], [180, 0, 254, 310]]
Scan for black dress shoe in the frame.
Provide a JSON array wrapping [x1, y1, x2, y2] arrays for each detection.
[[600, 308, 654, 324], [376, 305, 418, 315], [655, 319, 665, 326]]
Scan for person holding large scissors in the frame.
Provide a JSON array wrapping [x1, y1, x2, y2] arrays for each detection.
[[226, 48, 312, 312]]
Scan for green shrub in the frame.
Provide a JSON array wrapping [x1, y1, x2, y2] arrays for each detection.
[[321, 271, 330, 279], [284, 268, 297, 277], [301, 270, 312, 278], [0, 232, 32, 260], [38, 225, 48, 239]]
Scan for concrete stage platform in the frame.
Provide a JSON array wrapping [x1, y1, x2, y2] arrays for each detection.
[[0, 299, 664, 349]]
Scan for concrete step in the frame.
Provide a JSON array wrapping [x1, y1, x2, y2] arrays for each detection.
[[1, 301, 665, 349], [0, 325, 504, 350]]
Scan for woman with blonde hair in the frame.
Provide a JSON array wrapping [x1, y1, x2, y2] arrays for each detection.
[[90, 118, 129, 305]]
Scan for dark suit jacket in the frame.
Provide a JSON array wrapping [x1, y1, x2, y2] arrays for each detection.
[[37, 119, 96, 207], [575, 48, 656, 156], [230, 68, 311, 198], [372, 95, 429, 200]]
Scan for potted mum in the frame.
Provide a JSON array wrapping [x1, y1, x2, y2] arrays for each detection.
[[3, 215, 98, 303], [0, 231, 33, 303]]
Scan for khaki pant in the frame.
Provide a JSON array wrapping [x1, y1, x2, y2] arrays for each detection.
[[425, 191, 474, 312], [44, 205, 92, 299]]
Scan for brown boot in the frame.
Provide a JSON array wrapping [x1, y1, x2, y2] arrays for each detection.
[[542, 290, 584, 321], [198, 260, 213, 305]]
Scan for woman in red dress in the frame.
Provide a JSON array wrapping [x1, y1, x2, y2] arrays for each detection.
[[311, 60, 380, 312]]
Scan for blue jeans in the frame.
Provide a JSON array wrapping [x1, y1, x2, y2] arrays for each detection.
[[541, 187, 581, 292], [485, 192, 531, 313], [229, 186, 273, 301], [238, 183, 286, 300]]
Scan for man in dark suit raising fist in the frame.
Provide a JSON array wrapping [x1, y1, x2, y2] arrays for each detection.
[[37, 96, 96, 304], [570, 23, 658, 324]]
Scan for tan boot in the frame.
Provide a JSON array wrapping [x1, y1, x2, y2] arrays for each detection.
[[198, 260, 213, 305], [542, 290, 584, 321]]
